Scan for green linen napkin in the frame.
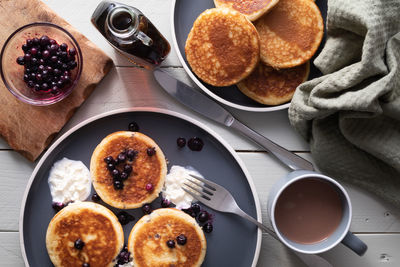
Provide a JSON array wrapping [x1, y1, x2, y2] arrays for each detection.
[[289, 0, 400, 206]]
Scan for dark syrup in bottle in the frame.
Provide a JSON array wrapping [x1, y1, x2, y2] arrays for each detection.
[[91, 1, 170, 68]]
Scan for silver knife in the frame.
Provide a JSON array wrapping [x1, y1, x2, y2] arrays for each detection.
[[153, 69, 314, 171], [153, 69, 331, 267]]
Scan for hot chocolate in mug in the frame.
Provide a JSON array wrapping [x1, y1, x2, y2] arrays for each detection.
[[268, 170, 368, 255]]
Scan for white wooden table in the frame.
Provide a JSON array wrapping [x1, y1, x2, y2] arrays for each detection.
[[1, 1, 400, 266]]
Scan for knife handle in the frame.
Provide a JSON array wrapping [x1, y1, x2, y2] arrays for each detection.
[[230, 119, 314, 171]]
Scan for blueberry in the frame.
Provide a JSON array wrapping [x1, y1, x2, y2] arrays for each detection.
[[191, 203, 201, 215], [202, 222, 213, 233], [22, 44, 29, 52], [198, 211, 209, 223], [120, 172, 129, 180], [49, 39, 57, 45], [161, 199, 170, 208], [126, 149, 137, 160], [188, 137, 204, 151], [146, 147, 156, 156], [24, 53, 32, 62], [60, 43, 68, 51], [104, 156, 114, 164], [26, 39, 33, 47], [51, 86, 59, 94], [16, 56, 25, 65], [32, 38, 40, 46], [27, 81, 35, 88], [123, 164, 132, 174], [176, 234, 187, 245], [40, 35, 50, 46], [182, 208, 196, 218], [23, 74, 29, 82], [30, 47, 38, 56], [113, 180, 124, 190], [107, 163, 115, 171], [117, 211, 134, 225], [74, 238, 85, 250], [38, 65, 45, 72], [42, 50, 50, 59], [177, 137, 186, 148], [166, 240, 175, 248], [34, 83, 41, 92], [145, 183, 153, 191], [69, 47, 76, 56], [68, 61, 77, 70], [52, 202, 65, 212], [31, 57, 38, 65], [53, 68, 61, 75], [142, 204, 152, 214], [41, 83, 49, 91], [50, 55, 58, 63], [128, 121, 139, 132], [36, 73, 42, 81], [91, 193, 101, 202], [82, 263, 90, 267], [117, 152, 126, 163], [117, 250, 130, 264]]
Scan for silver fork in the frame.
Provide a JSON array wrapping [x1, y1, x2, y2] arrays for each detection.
[[182, 174, 333, 267]]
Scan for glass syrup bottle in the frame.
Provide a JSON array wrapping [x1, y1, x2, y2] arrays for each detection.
[[91, 1, 170, 69]]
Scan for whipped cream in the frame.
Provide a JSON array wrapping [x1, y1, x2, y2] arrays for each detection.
[[48, 157, 91, 204], [162, 165, 203, 209]]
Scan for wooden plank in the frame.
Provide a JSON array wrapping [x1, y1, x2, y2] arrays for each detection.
[[320, 234, 400, 267], [1, 231, 399, 267], [42, 0, 181, 67], [0, 232, 24, 267], [258, 234, 400, 267], [0, 152, 34, 231]]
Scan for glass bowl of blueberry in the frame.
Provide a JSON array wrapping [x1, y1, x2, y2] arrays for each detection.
[[0, 22, 82, 106]]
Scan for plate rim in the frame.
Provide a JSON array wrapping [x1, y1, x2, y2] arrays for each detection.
[[170, 0, 291, 113], [19, 107, 262, 267]]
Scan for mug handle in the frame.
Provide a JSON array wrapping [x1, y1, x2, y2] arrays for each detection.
[[341, 231, 368, 256]]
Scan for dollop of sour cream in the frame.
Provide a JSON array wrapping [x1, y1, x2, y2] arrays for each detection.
[[162, 165, 203, 209], [48, 157, 91, 204]]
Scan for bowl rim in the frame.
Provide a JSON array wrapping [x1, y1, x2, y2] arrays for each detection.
[[0, 21, 83, 106]]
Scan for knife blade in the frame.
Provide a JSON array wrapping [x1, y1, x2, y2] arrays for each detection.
[[153, 69, 314, 171]]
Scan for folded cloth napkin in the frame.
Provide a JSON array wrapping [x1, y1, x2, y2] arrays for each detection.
[[289, 0, 400, 206]]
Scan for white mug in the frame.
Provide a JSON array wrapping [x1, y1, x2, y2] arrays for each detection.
[[268, 170, 367, 255]]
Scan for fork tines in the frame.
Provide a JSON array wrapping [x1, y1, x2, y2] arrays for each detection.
[[181, 174, 216, 202]]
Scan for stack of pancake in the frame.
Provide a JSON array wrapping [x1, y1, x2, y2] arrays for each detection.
[[46, 132, 207, 267], [185, 0, 323, 105]]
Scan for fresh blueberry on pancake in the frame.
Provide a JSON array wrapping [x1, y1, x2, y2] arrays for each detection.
[[90, 131, 167, 209]]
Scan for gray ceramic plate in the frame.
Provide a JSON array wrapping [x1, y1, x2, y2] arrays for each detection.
[[171, 0, 327, 112], [19, 108, 262, 267]]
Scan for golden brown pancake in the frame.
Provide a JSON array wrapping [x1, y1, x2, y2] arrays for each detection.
[[237, 61, 309, 105], [90, 131, 167, 209], [214, 0, 280, 21], [128, 208, 206, 267], [46, 202, 124, 267], [185, 8, 260, 87], [255, 0, 323, 68]]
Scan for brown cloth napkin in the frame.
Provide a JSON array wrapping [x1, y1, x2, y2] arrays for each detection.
[[289, 0, 400, 206], [0, 0, 113, 161]]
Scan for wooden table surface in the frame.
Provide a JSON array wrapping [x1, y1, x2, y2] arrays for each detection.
[[1, 1, 399, 266]]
